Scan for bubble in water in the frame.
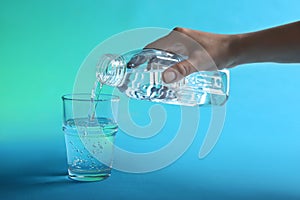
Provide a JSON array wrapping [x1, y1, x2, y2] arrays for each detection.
[[83, 129, 88, 136], [64, 117, 117, 175]]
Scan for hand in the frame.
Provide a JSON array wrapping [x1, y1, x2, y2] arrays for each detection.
[[143, 27, 236, 83], [129, 22, 300, 84]]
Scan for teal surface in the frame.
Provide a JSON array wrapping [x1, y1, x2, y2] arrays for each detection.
[[0, 0, 300, 199]]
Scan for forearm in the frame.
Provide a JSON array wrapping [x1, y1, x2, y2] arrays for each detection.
[[231, 21, 300, 65]]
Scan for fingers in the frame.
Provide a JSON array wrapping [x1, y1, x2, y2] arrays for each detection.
[[144, 27, 192, 55], [162, 59, 197, 83], [129, 27, 198, 69], [127, 49, 157, 68], [128, 27, 220, 83], [127, 54, 148, 68]]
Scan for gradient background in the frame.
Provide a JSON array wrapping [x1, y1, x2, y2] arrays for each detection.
[[0, 0, 300, 199]]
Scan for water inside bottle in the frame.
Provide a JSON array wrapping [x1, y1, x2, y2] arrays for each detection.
[[98, 70, 228, 107]]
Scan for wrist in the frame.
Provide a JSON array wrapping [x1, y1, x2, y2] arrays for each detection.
[[226, 34, 244, 67]]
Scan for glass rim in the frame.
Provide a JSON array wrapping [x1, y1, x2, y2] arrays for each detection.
[[62, 93, 120, 102]]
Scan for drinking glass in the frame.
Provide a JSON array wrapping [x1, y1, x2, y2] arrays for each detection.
[[62, 93, 119, 181]]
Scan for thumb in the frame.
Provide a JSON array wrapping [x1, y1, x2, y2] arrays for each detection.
[[162, 59, 197, 83]]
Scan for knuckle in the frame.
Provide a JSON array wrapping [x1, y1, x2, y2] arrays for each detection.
[[176, 62, 190, 76], [173, 27, 185, 32]]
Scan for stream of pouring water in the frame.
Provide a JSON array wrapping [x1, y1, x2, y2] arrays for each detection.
[[88, 80, 103, 121]]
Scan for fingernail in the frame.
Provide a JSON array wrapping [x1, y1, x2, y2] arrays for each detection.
[[163, 70, 176, 83]]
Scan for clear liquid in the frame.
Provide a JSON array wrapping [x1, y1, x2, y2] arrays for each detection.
[[102, 70, 228, 106], [88, 81, 103, 121], [63, 117, 118, 181]]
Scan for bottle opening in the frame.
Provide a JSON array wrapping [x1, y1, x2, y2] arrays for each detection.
[[96, 54, 126, 87]]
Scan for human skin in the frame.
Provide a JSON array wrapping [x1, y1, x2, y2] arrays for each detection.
[[144, 21, 300, 83]]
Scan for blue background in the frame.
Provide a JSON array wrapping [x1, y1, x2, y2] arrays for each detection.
[[0, 0, 299, 199]]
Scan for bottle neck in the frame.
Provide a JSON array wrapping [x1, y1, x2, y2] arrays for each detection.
[[96, 49, 184, 87], [96, 54, 126, 87]]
